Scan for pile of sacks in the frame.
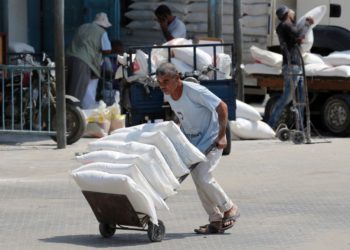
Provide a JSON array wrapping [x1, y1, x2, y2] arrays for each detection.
[[127, 38, 232, 80], [230, 99, 275, 140], [244, 45, 350, 78], [71, 121, 207, 224]]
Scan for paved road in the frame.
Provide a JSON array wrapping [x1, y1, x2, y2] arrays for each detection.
[[0, 135, 349, 250]]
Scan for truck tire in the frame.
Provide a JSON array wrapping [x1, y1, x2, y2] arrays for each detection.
[[322, 94, 350, 136]]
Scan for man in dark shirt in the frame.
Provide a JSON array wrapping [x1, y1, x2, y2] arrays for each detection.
[[268, 5, 314, 130]]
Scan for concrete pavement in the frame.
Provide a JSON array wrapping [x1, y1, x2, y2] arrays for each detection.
[[0, 134, 350, 250]]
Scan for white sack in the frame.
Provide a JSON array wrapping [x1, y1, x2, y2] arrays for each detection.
[[172, 47, 212, 71], [322, 50, 350, 66], [151, 38, 193, 68], [250, 46, 282, 67], [8, 42, 35, 53], [71, 170, 158, 224], [303, 52, 324, 64], [215, 53, 232, 79], [230, 118, 275, 139], [110, 121, 206, 165], [87, 141, 180, 198], [125, 10, 155, 21], [73, 162, 168, 211], [76, 150, 178, 198], [171, 58, 194, 74], [243, 63, 282, 75], [236, 100, 262, 121], [126, 21, 159, 30], [101, 131, 189, 178], [297, 5, 327, 53], [304, 63, 330, 76], [133, 49, 152, 76], [129, 2, 160, 10], [318, 65, 350, 78]]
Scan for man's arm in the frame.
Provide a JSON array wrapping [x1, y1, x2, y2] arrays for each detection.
[[159, 19, 174, 41], [215, 101, 228, 149]]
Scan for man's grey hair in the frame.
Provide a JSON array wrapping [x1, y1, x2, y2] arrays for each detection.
[[156, 62, 178, 77]]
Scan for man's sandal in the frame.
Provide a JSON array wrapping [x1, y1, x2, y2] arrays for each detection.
[[194, 221, 223, 234], [222, 210, 240, 231]]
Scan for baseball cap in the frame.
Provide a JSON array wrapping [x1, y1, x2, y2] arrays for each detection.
[[276, 5, 289, 20]]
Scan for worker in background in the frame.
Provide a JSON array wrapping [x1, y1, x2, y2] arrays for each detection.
[[154, 4, 187, 41], [66, 12, 112, 109], [156, 62, 239, 234], [268, 5, 314, 130]]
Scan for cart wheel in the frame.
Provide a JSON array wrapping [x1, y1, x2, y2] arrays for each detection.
[[276, 128, 290, 141], [147, 220, 165, 242], [291, 131, 305, 144], [99, 223, 116, 238]]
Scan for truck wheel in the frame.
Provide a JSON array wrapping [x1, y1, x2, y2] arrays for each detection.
[[322, 94, 350, 136], [223, 122, 231, 156]]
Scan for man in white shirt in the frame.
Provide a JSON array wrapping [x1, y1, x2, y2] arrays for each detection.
[[156, 62, 240, 234], [154, 4, 187, 41]]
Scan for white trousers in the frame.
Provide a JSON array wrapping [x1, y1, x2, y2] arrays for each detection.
[[81, 78, 99, 109], [191, 147, 235, 222]]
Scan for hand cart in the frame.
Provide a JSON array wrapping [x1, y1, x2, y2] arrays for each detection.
[[275, 46, 312, 144], [82, 191, 165, 242], [80, 144, 215, 242]]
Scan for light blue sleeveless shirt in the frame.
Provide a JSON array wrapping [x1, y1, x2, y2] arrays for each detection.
[[164, 81, 221, 153]]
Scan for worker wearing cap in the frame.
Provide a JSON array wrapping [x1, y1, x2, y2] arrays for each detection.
[[268, 6, 314, 130], [66, 12, 112, 109]]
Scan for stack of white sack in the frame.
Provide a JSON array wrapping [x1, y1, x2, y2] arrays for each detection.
[[71, 121, 207, 224], [131, 38, 232, 80], [244, 45, 350, 78], [230, 100, 275, 140], [124, 0, 164, 46]]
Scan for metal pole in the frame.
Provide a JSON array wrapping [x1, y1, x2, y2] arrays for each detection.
[[208, 0, 216, 37], [234, 0, 244, 101], [208, 0, 223, 38], [53, 0, 66, 148]]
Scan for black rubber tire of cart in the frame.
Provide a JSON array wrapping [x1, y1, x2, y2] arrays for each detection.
[[291, 130, 305, 144], [147, 220, 165, 242], [99, 223, 116, 238], [277, 128, 290, 141], [223, 122, 231, 155], [322, 94, 350, 137]]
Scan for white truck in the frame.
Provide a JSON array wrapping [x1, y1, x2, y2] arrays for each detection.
[[242, 0, 350, 96], [246, 0, 350, 136]]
